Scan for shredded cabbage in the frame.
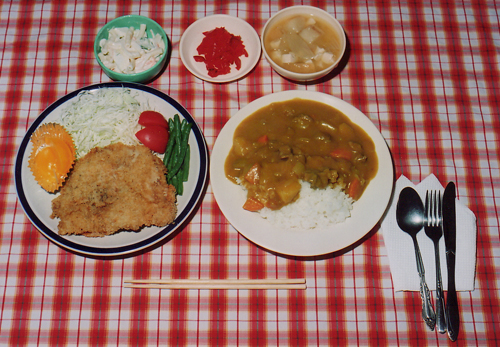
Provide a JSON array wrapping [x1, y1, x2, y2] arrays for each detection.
[[58, 88, 146, 158]]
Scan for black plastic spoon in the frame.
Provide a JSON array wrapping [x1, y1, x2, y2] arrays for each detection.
[[396, 187, 436, 330]]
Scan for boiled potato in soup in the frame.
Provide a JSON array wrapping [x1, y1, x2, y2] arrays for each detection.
[[264, 14, 343, 73]]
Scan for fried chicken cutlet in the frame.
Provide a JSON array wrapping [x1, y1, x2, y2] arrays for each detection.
[[51, 143, 177, 237]]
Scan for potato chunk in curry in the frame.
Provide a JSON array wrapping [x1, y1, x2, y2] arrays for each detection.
[[225, 98, 378, 211]]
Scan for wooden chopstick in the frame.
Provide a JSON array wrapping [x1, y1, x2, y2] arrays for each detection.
[[123, 278, 306, 290]]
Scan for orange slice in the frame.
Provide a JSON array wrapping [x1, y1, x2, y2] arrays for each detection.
[[28, 123, 76, 193]]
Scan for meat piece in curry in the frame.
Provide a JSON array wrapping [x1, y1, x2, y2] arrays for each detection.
[[224, 98, 378, 211]]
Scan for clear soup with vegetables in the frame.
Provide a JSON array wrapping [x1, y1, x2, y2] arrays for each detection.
[[225, 98, 378, 211], [264, 14, 343, 74]]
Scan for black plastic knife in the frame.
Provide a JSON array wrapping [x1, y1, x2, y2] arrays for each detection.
[[443, 182, 459, 341]]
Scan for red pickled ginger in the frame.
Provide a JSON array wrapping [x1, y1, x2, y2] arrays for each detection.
[[194, 27, 248, 78]]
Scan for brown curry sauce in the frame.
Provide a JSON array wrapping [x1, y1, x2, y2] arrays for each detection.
[[225, 98, 378, 211]]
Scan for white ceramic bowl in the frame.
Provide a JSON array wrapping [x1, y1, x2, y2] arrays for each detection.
[[261, 6, 346, 82], [180, 14, 261, 83]]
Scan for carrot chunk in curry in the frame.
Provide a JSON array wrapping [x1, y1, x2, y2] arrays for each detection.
[[225, 98, 378, 211]]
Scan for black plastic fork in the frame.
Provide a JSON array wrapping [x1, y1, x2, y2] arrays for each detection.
[[424, 190, 447, 334]]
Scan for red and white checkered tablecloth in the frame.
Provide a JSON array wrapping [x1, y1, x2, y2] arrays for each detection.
[[1, 0, 499, 346]]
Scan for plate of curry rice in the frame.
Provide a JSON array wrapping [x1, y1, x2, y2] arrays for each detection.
[[210, 90, 394, 256]]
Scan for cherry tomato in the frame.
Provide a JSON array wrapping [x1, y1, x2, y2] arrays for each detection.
[[136, 125, 169, 153], [138, 111, 169, 129]]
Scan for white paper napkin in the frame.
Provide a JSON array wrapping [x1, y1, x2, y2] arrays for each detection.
[[381, 174, 477, 292]]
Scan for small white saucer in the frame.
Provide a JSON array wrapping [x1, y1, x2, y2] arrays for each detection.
[[179, 14, 261, 83]]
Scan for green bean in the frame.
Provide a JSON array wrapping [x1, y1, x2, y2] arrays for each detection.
[[163, 115, 192, 195], [163, 133, 175, 166], [181, 121, 192, 141], [171, 175, 179, 194], [181, 121, 192, 139], [173, 114, 181, 137], [169, 116, 183, 170], [178, 150, 188, 183], [166, 118, 181, 171], [168, 144, 180, 173], [176, 175, 183, 196], [175, 145, 190, 194], [180, 118, 190, 133], [168, 150, 186, 179], [167, 122, 191, 180], [163, 117, 177, 165], [182, 144, 190, 182], [174, 124, 182, 155]]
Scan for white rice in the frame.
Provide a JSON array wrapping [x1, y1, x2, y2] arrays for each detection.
[[258, 180, 354, 229]]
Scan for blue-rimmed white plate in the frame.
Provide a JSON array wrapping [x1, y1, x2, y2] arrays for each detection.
[[15, 82, 208, 258]]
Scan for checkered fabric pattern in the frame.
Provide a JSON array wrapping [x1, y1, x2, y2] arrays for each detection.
[[1, 0, 499, 346]]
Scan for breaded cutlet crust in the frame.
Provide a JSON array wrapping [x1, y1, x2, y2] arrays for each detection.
[[51, 143, 177, 237]]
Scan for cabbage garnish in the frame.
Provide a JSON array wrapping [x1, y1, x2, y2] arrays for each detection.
[[58, 88, 146, 159]]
